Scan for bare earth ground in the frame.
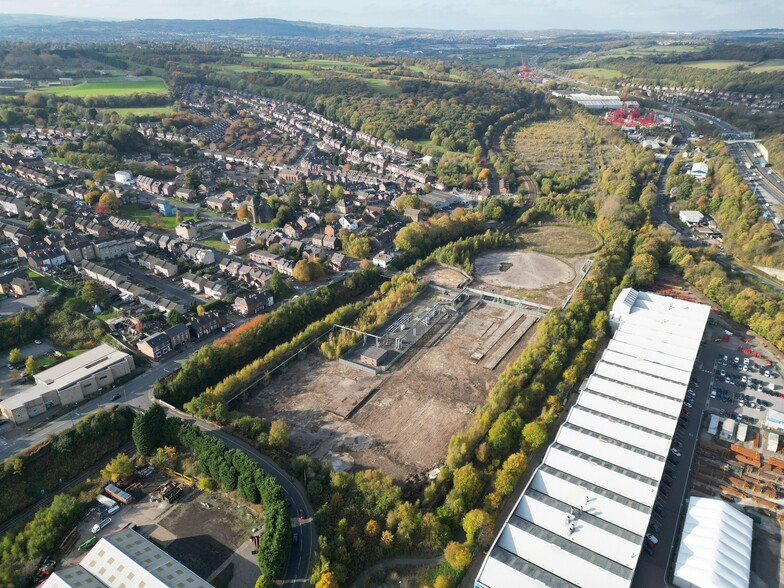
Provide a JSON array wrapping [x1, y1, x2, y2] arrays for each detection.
[[472, 250, 588, 307], [155, 491, 261, 582], [418, 264, 471, 289], [474, 250, 575, 290], [243, 300, 539, 481]]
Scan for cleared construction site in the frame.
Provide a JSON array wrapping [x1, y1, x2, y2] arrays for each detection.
[[242, 271, 551, 481]]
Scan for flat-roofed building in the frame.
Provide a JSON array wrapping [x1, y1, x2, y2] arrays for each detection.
[[41, 526, 211, 588], [475, 289, 711, 588], [34, 343, 134, 398], [0, 383, 61, 424]]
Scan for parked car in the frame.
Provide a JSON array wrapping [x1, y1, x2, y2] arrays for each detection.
[[670, 448, 682, 458]]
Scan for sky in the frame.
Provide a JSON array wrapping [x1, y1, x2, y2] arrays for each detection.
[[1, 0, 783, 31]]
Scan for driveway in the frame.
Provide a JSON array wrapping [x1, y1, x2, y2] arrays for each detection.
[[0, 291, 46, 317]]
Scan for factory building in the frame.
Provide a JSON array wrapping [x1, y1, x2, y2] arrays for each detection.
[[475, 288, 711, 588]]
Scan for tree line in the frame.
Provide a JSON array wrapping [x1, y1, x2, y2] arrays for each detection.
[[154, 266, 383, 407], [132, 405, 291, 585]]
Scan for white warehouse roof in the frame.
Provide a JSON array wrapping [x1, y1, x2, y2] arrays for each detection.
[[476, 289, 711, 588], [42, 526, 211, 588], [673, 497, 752, 588]]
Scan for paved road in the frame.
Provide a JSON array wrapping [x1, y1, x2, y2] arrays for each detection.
[[0, 331, 317, 584], [112, 260, 199, 306], [651, 144, 784, 297], [631, 333, 718, 588], [0, 335, 214, 461]]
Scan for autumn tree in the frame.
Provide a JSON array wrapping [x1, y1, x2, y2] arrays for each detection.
[[101, 453, 135, 482], [463, 509, 492, 545], [25, 355, 40, 376], [315, 572, 339, 588], [522, 421, 548, 451], [268, 419, 291, 449], [292, 259, 325, 283], [96, 192, 120, 215], [237, 203, 249, 221], [444, 541, 471, 572], [8, 348, 23, 365], [364, 519, 380, 537]]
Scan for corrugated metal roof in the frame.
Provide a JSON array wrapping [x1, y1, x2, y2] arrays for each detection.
[[476, 289, 711, 588]]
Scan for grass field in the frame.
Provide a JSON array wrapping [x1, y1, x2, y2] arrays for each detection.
[[199, 238, 229, 253], [748, 59, 784, 72], [100, 106, 173, 116], [37, 76, 168, 97], [412, 138, 447, 157], [606, 44, 707, 58], [362, 77, 399, 95], [240, 55, 371, 70], [568, 67, 623, 80], [26, 269, 58, 291], [507, 118, 589, 176], [119, 203, 192, 230], [518, 224, 603, 256], [682, 60, 751, 70]]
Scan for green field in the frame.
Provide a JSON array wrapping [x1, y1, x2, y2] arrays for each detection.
[[749, 59, 784, 72], [37, 76, 168, 97], [682, 60, 751, 70], [606, 44, 707, 58], [241, 55, 371, 70], [200, 238, 229, 253], [100, 106, 173, 116], [26, 269, 58, 291], [119, 203, 193, 230], [412, 138, 447, 158], [568, 67, 623, 80], [362, 77, 400, 95]]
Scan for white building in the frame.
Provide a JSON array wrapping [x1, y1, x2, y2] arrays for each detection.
[[42, 526, 211, 588], [1, 344, 134, 424], [114, 170, 134, 185], [679, 210, 705, 225], [689, 161, 709, 181], [673, 497, 752, 588], [475, 289, 711, 588]]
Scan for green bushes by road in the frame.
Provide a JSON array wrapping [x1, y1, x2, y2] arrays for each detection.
[[0, 406, 135, 527]]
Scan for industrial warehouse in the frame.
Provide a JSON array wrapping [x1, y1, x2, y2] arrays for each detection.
[[475, 289, 712, 588], [0, 344, 134, 424]]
